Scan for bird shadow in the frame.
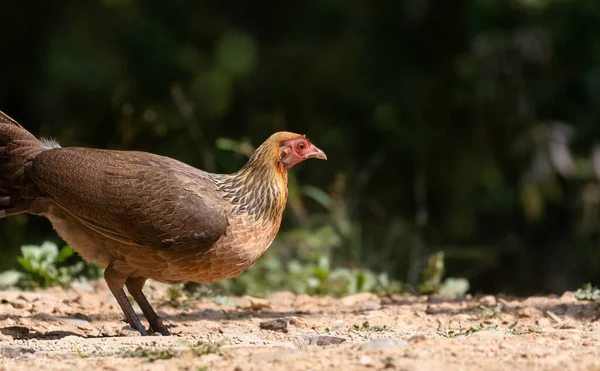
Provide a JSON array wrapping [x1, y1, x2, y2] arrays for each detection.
[[0, 307, 315, 340], [0, 325, 90, 340], [162, 308, 313, 322]]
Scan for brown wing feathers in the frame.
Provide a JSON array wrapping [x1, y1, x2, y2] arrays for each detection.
[[30, 148, 229, 251]]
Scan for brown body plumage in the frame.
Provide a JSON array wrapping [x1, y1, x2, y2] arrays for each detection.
[[0, 110, 326, 335]]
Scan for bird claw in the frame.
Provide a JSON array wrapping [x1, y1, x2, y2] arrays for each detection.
[[149, 326, 171, 336], [149, 320, 171, 336]]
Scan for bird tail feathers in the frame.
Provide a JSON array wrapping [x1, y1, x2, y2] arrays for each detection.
[[0, 110, 53, 218]]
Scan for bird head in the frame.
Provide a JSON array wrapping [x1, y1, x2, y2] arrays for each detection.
[[229, 131, 327, 220], [243, 131, 326, 173], [274, 132, 327, 170]]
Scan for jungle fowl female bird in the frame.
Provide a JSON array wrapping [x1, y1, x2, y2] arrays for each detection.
[[0, 110, 326, 336]]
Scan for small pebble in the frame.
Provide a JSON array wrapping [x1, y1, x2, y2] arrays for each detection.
[[294, 335, 346, 348], [242, 296, 271, 310], [289, 317, 308, 328], [120, 325, 143, 337], [100, 325, 117, 337], [10, 300, 27, 309], [479, 295, 497, 306], [259, 318, 288, 333], [359, 338, 409, 350]]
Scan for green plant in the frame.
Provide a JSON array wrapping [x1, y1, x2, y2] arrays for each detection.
[[324, 326, 340, 333], [575, 283, 600, 301], [418, 252, 445, 294], [0, 241, 103, 289], [350, 321, 393, 333], [190, 340, 225, 356], [118, 346, 176, 362], [438, 321, 533, 338], [437, 323, 488, 338], [203, 237, 404, 298]]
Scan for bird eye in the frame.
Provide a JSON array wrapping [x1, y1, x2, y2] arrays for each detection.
[[297, 142, 306, 151]]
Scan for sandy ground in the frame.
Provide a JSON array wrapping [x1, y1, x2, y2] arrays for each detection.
[[0, 280, 599, 370]]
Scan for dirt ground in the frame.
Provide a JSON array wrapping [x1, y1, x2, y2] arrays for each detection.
[[0, 280, 599, 371]]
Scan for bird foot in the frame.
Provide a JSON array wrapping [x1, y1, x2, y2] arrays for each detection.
[[137, 327, 149, 336], [149, 318, 171, 336], [149, 326, 171, 336]]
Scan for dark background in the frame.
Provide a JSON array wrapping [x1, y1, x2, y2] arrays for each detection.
[[2, 0, 600, 296]]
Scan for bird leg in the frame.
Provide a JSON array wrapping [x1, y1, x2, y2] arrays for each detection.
[[104, 264, 148, 336], [125, 276, 171, 335]]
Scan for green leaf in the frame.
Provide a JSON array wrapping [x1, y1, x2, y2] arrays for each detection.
[[356, 271, 366, 292], [39, 241, 60, 262], [17, 256, 34, 273], [20, 245, 43, 262], [56, 246, 75, 263], [574, 283, 600, 300], [313, 267, 329, 281], [0, 270, 22, 287]]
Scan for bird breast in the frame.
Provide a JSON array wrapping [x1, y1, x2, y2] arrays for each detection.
[[176, 210, 281, 283], [115, 210, 282, 284]]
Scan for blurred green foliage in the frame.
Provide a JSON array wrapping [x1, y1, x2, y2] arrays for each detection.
[[2, 0, 600, 295], [574, 283, 600, 301], [0, 242, 103, 289]]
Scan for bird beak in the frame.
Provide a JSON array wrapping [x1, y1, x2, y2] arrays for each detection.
[[305, 146, 327, 160]]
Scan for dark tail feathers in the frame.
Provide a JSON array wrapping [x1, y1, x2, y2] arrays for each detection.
[[0, 110, 51, 218]]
